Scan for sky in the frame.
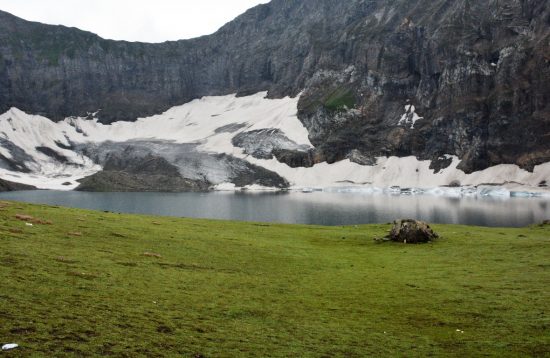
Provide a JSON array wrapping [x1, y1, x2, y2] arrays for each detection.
[[0, 0, 270, 43]]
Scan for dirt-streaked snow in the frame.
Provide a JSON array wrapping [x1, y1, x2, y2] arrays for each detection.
[[0, 92, 549, 196]]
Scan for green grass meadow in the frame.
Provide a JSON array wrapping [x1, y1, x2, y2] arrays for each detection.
[[0, 200, 549, 357]]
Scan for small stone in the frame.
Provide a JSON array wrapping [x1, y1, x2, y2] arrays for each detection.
[[2, 343, 19, 351]]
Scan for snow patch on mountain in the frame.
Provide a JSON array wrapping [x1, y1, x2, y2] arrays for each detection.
[[0, 92, 310, 189], [0, 92, 549, 194], [398, 104, 423, 129], [240, 155, 550, 193]]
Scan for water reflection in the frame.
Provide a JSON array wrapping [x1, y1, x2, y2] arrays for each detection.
[[0, 190, 548, 227]]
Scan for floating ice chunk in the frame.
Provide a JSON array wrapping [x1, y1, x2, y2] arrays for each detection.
[[424, 186, 477, 197], [425, 187, 444, 196], [460, 186, 478, 196], [510, 191, 537, 198], [386, 186, 402, 194], [242, 184, 281, 191], [425, 187, 462, 197], [323, 186, 381, 194], [520, 190, 546, 197], [477, 186, 510, 197], [213, 183, 237, 191], [400, 188, 424, 195]]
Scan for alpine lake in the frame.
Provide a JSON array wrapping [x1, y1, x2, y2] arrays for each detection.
[[1, 189, 549, 227]]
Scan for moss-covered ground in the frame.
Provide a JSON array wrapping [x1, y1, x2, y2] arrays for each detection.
[[0, 200, 548, 357]]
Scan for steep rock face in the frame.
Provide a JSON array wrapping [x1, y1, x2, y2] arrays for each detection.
[[0, 178, 36, 191], [0, 0, 549, 173], [76, 152, 210, 192], [295, 0, 550, 173], [232, 129, 310, 160], [0, 0, 347, 122]]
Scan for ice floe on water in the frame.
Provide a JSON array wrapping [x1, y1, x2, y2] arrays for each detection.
[[291, 185, 550, 199]]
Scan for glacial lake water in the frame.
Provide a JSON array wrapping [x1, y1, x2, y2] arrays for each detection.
[[0, 190, 549, 227]]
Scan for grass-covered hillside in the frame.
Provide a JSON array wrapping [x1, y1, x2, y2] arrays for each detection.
[[0, 200, 548, 357]]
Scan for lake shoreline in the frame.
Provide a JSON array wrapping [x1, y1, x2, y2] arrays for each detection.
[[1, 190, 549, 227]]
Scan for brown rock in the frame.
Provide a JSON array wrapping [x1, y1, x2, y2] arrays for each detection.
[[15, 214, 34, 221], [14, 214, 52, 225], [387, 219, 438, 244]]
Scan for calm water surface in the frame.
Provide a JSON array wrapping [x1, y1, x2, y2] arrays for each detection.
[[0, 190, 549, 227]]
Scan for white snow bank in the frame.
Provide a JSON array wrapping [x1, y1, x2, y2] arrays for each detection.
[[68, 92, 311, 150], [241, 155, 550, 193], [0, 92, 310, 189], [398, 104, 423, 129], [0, 92, 549, 195]]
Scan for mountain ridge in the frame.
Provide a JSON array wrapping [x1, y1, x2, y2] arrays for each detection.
[[0, 0, 549, 184]]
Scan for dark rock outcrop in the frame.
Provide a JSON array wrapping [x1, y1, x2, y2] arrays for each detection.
[[75, 140, 289, 191], [272, 148, 321, 168], [76, 171, 207, 192], [76, 152, 209, 192], [0, 178, 36, 191], [0, 138, 34, 173], [387, 219, 439, 244], [232, 129, 311, 160], [0, 0, 549, 173]]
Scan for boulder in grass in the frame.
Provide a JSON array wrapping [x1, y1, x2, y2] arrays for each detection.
[[387, 219, 438, 244]]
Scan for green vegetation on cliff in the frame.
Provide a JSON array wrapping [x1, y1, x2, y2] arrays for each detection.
[[0, 201, 548, 357], [323, 88, 356, 112]]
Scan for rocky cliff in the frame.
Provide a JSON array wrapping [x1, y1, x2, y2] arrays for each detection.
[[0, 0, 549, 175], [0, 178, 35, 191]]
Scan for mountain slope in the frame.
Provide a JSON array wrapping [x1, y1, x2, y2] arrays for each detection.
[[0, 0, 549, 187], [0, 1, 357, 122], [0, 178, 35, 191], [0, 97, 548, 194]]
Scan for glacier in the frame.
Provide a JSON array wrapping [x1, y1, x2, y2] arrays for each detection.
[[0, 92, 549, 197]]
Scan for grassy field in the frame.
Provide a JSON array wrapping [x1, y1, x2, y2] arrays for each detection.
[[0, 200, 549, 357]]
